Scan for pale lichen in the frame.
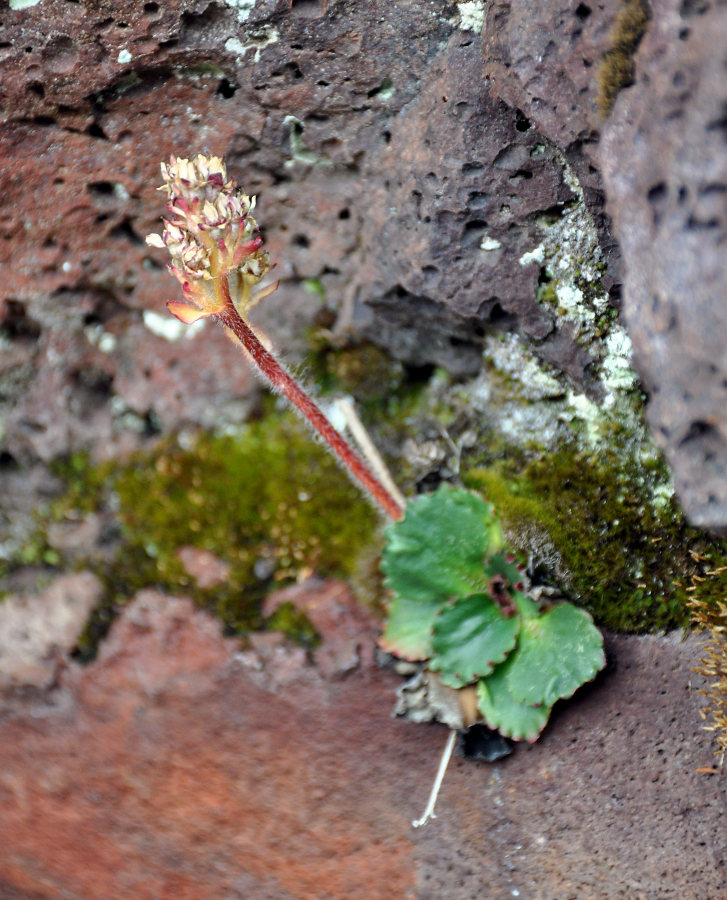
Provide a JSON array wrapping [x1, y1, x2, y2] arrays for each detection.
[[457, 1, 485, 32], [225, 0, 257, 22], [224, 26, 280, 64]]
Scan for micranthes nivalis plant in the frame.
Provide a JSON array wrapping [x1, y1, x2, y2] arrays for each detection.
[[146, 154, 404, 522]]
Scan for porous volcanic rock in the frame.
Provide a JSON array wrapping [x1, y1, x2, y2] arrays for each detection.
[[0, 570, 102, 689], [0, 0, 616, 474], [357, 34, 578, 377], [483, 0, 617, 152], [600, 0, 727, 530], [263, 575, 379, 678], [481, 0, 629, 277], [0, 590, 724, 898]]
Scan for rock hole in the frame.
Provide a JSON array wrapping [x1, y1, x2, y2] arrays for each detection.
[[514, 109, 531, 131], [338, 208, 350, 220], [706, 103, 727, 141], [290, 0, 324, 16], [699, 183, 727, 197], [216, 78, 237, 98], [468, 191, 489, 210], [367, 76, 393, 99], [0, 299, 41, 341], [489, 302, 513, 325], [687, 213, 720, 230], [462, 162, 484, 175], [0, 451, 18, 471], [292, 234, 310, 248], [575, 2, 592, 20], [679, 0, 709, 17], [463, 219, 487, 246], [28, 82, 45, 98], [678, 27, 691, 39], [88, 181, 115, 197], [33, 116, 56, 127], [144, 1, 160, 12], [678, 420, 719, 448], [646, 182, 668, 226], [109, 219, 143, 245], [73, 366, 114, 399], [273, 61, 304, 80], [509, 169, 533, 183], [85, 120, 108, 140]]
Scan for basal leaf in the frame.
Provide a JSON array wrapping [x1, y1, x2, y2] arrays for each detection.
[[377, 594, 443, 660], [506, 603, 605, 708], [512, 588, 540, 620], [381, 486, 496, 604], [484, 552, 524, 590], [429, 593, 520, 688], [476, 658, 552, 742]]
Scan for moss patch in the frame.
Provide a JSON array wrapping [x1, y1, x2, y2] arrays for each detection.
[[47, 410, 381, 657], [464, 445, 727, 633], [597, 0, 651, 118]]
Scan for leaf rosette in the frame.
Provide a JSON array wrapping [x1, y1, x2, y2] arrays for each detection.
[[380, 486, 606, 741]]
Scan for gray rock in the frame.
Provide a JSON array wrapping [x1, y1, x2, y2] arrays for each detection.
[[482, 0, 627, 281], [600, 0, 727, 530]]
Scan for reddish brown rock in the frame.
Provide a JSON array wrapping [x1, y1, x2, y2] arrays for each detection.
[[0, 591, 418, 900], [263, 575, 379, 678], [0, 591, 724, 898], [176, 545, 231, 590], [600, 0, 727, 530], [0, 571, 102, 689], [0, 0, 613, 478]]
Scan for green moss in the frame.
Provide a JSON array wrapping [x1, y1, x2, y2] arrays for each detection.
[[536, 281, 558, 307], [265, 602, 321, 650], [464, 445, 727, 633], [597, 0, 651, 118], [47, 410, 381, 657], [304, 338, 406, 402]]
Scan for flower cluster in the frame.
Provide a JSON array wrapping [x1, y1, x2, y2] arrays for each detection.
[[146, 154, 273, 323]]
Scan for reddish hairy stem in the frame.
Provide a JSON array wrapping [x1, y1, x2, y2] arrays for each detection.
[[215, 300, 405, 522]]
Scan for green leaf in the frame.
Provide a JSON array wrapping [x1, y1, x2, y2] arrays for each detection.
[[378, 594, 443, 660], [484, 552, 524, 589], [512, 588, 540, 620], [381, 486, 496, 604], [429, 593, 520, 688], [477, 658, 552, 742], [506, 603, 605, 708]]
